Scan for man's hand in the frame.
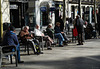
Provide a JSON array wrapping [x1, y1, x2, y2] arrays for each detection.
[[41, 33, 44, 36], [61, 32, 64, 34]]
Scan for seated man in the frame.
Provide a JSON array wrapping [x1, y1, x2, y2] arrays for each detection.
[[34, 24, 55, 50], [2, 25, 24, 63], [54, 22, 70, 47], [19, 26, 33, 41], [19, 26, 43, 54]]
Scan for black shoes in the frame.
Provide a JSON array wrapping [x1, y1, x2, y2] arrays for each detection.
[[34, 52, 43, 55], [68, 40, 71, 43], [51, 42, 56, 45], [18, 61, 24, 63], [63, 40, 71, 43], [47, 48, 52, 50], [63, 41, 68, 45], [77, 43, 83, 45], [59, 45, 63, 47], [63, 41, 68, 43], [40, 52, 43, 54]]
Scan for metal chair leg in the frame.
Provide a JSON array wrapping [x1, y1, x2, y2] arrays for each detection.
[[15, 55, 18, 67], [27, 43, 29, 55], [10, 55, 12, 64]]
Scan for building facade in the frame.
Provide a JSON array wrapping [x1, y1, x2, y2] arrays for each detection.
[[9, 0, 28, 28], [0, 0, 10, 40], [53, 0, 95, 24], [1, 0, 97, 29], [28, 0, 55, 30], [69, 0, 94, 24], [1, 0, 10, 24]]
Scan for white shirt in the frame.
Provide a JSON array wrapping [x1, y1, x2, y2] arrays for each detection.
[[34, 28, 43, 36]]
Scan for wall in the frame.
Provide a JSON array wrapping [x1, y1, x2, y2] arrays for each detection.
[[35, 1, 40, 26], [1, 0, 10, 23], [68, 3, 93, 19], [35, 0, 53, 30]]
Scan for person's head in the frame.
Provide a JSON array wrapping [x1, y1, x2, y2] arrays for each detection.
[[66, 18, 69, 21], [56, 22, 60, 26], [59, 15, 62, 19], [9, 25, 15, 32], [35, 24, 39, 29], [76, 15, 80, 19], [22, 16, 24, 19], [3, 23, 11, 31], [48, 24, 52, 28], [23, 26, 29, 32]]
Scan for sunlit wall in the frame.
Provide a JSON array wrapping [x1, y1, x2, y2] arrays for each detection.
[[1, 0, 10, 23]]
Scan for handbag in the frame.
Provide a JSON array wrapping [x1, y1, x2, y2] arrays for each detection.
[[73, 27, 78, 37]]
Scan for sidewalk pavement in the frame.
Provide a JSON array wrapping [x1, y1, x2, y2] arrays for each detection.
[[1, 39, 100, 69]]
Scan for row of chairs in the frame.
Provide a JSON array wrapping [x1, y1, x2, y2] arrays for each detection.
[[18, 30, 57, 55], [0, 45, 18, 67], [0, 28, 73, 67]]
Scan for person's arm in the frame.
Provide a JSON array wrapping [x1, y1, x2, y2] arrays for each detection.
[[20, 31, 25, 37], [41, 33, 44, 36], [24, 32, 33, 39], [50, 29, 54, 34], [20, 31, 32, 39], [12, 34, 19, 46]]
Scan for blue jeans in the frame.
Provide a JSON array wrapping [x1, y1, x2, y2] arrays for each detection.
[[55, 33, 65, 45], [12, 44, 20, 61]]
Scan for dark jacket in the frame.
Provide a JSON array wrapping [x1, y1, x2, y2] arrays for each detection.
[[75, 18, 84, 33], [3, 31, 19, 46], [54, 26, 61, 34], [46, 28, 54, 39], [56, 17, 64, 31]]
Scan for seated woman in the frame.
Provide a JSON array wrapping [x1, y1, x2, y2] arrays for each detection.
[[34, 24, 55, 50], [46, 24, 54, 39], [19, 26, 43, 54]]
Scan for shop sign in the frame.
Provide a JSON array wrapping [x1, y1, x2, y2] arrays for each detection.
[[49, 7, 55, 11], [10, 5, 18, 9], [40, 7, 46, 12]]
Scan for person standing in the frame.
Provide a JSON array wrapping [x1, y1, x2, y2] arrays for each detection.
[[97, 13, 100, 36], [74, 15, 84, 45], [65, 18, 70, 34]]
